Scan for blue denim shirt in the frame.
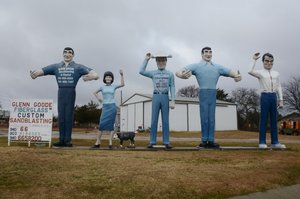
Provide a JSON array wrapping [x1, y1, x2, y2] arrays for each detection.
[[186, 60, 230, 89], [139, 59, 175, 100], [42, 61, 91, 88]]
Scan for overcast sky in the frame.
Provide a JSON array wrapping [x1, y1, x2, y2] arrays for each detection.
[[0, 0, 299, 114]]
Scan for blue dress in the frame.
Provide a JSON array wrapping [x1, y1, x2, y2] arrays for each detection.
[[97, 85, 120, 131]]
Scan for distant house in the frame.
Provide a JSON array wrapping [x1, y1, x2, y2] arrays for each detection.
[[120, 93, 238, 132], [278, 111, 300, 135]]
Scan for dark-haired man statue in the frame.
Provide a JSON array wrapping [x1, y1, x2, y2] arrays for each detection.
[[30, 47, 99, 147], [176, 47, 241, 149], [249, 52, 286, 149]]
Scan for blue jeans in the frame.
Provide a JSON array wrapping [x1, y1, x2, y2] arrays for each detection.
[[259, 93, 279, 144], [58, 88, 76, 143], [199, 89, 217, 142], [150, 94, 170, 145]]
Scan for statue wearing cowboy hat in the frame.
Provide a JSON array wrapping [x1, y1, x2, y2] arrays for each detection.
[[139, 51, 175, 149]]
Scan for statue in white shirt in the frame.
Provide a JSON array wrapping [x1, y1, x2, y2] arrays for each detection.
[[248, 52, 286, 149]]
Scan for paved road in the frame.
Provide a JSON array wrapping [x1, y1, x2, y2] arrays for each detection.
[[228, 184, 300, 199]]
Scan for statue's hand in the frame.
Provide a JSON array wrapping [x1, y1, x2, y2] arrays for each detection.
[[169, 101, 175, 109], [82, 70, 99, 81], [253, 52, 260, 61], [30, 69, 43, 79], [145, 53, 151, 60], [234, 70, 242, 82], [278, 100, 284, 108], [181, 70, 192, 79]]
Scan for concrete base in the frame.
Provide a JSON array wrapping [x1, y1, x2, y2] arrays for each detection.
[[52, 145, 288, 151], [220, 146, 288, 150]]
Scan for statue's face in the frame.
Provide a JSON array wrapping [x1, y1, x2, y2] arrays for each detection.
[[263, 56, 274, 70], [63, 50, 74, 63], [156, 57, 167, 70], [202, 49, 212, 62], [105, 76, 113, 84]]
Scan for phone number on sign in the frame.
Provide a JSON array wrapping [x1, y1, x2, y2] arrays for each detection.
[[17, 135, 42, 141]]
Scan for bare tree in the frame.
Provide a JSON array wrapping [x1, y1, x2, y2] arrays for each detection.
[[231, 87, 260, 130], [216, 88, 232, 102], [283, 76, 300, 112], [177, 85, 231, 102], [177, 85, 199, 98]]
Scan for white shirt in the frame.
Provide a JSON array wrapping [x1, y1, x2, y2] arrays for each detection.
[[248, 67, 283, 100]]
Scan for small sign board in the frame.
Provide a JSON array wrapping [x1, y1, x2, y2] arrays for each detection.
[[8, 99, 53, 147]]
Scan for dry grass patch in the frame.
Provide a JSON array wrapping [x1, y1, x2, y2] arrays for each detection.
[[1, 142, 300, 199], [1, 131, 300, 199]]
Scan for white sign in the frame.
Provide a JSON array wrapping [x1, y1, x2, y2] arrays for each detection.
[[8, 99, 53, 145]]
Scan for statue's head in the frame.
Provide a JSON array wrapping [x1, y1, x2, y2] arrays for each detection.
[[103, 71, 114, 84], [201, 47, 212, 62], [155, 57, 167, 70], [153, 51, 171, 70], [63, 47, 74, 63], [262, 53, 274, 70]]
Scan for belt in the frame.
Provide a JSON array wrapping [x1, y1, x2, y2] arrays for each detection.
[[262, 91, 276, 94], [58, 86, 76, 88], [153, 91, 168, 95]]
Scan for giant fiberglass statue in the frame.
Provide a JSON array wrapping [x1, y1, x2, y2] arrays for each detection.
[[30, 47, 99, 147], [249, 52, 286, 149], [176, 47, 241, 149], [139, 51, 175, 149]]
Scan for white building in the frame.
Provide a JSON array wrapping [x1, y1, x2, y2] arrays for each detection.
[[120, 93, 238, 132]]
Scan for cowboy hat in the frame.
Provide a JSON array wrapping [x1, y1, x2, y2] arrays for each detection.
[[151, 50, 172, 58]]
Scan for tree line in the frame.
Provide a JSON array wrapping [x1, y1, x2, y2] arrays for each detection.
[[67, 76, 300, 130], [73, 101, 101, 128]]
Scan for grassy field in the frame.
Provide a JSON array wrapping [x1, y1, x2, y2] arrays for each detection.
[[1, 131, 300, 199]]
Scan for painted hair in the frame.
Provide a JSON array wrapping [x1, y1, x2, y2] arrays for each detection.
[[201, 47, 211, 54], [103, 71, 114, 84], [63, 47, 74, 55], [262, 53, 274, 62]]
